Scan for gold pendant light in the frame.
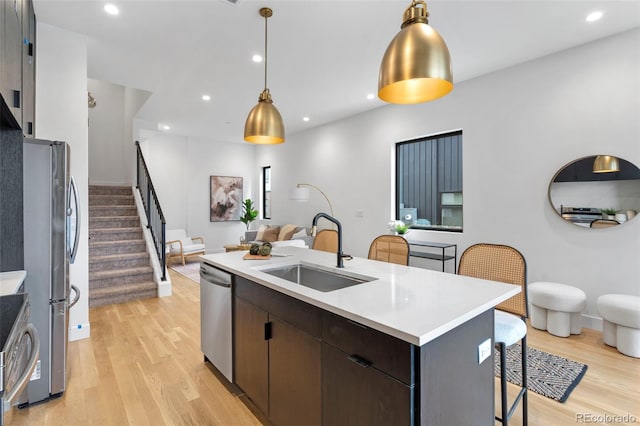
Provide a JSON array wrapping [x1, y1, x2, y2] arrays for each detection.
[[378, 0, 453, 104], [593, 155, 620, 173], [244, 7, 285, 144]]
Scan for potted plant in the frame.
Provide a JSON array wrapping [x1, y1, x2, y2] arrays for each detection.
[[601, 208, 617, 220], [393, 221, 409, 235], [241, 199, 259, 230]]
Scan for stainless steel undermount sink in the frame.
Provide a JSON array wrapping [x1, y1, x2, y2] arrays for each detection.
[[262, 263, 376, 292]]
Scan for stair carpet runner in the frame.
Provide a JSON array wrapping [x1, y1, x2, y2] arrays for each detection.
[[88, 185, 156, 307]]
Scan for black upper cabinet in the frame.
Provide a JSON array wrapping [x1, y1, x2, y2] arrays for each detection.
[[1, 0, 36, 135], [554, 157, 640, 182], [1, 0, 22, 124], [21, 0, 35, 137]]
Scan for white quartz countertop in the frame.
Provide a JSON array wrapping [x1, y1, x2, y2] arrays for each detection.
[[200, 247, 520, 346], [0, 270, 27, 296]]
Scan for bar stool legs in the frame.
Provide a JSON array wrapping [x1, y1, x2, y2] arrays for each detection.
[[496, 336, 528, 426]]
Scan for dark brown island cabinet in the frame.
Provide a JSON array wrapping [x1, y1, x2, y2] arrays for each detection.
[[233, 276, 495, 426]]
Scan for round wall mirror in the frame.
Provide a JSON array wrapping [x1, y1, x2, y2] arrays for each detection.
[[548, 155, 640, 228]]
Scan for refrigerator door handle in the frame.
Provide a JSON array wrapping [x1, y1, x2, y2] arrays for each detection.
[[69, 284, 81, 309], [68, 176, 81, 264]]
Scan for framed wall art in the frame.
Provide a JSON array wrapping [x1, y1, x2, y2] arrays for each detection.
[[210, 176, 243, 222]]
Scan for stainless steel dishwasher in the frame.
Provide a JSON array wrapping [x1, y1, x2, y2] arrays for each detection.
[[200, 262, 232, 382]]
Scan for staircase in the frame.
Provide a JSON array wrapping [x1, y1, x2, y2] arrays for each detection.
[[88, 185, 156, 307]]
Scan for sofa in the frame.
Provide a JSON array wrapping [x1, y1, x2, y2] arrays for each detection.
[[245, 224, 314, 248]]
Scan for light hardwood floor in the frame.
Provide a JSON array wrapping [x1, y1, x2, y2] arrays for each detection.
[[9, 269, 640, 426]]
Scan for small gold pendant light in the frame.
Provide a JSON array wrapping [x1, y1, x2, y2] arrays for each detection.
[[593, 155, 620, 173], [379, 0, 453, 104], [244, 7, 285, 144]]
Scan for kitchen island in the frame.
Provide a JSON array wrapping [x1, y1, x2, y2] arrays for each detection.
[[200, 246, 520, 426]]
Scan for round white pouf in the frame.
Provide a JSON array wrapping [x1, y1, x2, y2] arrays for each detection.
[[597, 294, 640, 358], [529, 282, 587, 337]]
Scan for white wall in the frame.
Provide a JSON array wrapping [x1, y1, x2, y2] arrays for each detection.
[[140, 134, 256, 252], [88, 79, 150, 186], [36, 23, 90, 340], [256, 29, 640, 328]]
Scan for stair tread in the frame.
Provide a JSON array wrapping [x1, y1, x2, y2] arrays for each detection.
[[90, 266, 153, 279], [88, 192, 132, 196], [89, 206, 136, 209], [90, 281, 156, 294], [90, 211, 137, 216], [90, 204, 136, 207], [90, 239, 145, 246], [90, 252, 149, 263], [89, 220, 139, 225], [90, 216, 140, 220], [90, 227, 142, 232]]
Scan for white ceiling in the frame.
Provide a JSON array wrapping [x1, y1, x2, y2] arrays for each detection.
[[33, 0, 640, 143]]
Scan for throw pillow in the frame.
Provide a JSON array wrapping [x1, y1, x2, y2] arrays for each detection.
[[262, 226, 280, 242], [291, 228, 308, 239], [278, 224, 298, 241], [255, 224, 268, 241]]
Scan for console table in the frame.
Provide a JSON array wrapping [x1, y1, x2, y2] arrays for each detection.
[[405, 240, 457, 273]]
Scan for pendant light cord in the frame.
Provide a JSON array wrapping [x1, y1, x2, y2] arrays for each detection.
[[264, 12, 268, 90]]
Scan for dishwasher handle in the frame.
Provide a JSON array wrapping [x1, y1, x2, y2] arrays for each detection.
[[200, 265, 232, 288], [3, 324, 40, 412]]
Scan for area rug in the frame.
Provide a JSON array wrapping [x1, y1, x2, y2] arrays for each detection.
[[495, 344, 587, 403], [169, 261, 200, 284]]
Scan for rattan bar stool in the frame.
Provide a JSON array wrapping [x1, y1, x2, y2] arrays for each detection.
[[312, 229, 339, 253], [367, 235, 410, 266], [458, 243, 529, 426]]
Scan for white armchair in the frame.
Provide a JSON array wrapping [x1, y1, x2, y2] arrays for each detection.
[[165, 229, 205, 266]]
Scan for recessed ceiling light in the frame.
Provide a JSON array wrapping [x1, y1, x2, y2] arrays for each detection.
[[586, 11, 603, 22], [162, 125, 170, 131], [303, 117, 310, 122], [202, 94, 211, 101], [252, 54, 263, 63], [104, 4, 119, 15], [367, 93, 375, 100]]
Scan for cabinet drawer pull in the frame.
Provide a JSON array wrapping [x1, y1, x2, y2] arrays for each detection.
[[264, 321, 272, 340], [348, 354, 372, 368], [13, 90, 21, 108]]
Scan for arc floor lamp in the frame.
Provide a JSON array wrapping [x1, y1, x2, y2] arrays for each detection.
[[289, 184, 334, 217]]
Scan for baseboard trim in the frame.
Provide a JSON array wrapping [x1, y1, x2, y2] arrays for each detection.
[[582, 314, 602, 331], [69, 323, 91, 341]]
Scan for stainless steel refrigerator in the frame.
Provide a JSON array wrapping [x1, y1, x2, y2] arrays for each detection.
[[20, 139, 80, 405]]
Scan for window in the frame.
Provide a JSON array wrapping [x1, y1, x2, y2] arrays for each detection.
[[262, 166, 271, 219], [396, 130, 463, 232]]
